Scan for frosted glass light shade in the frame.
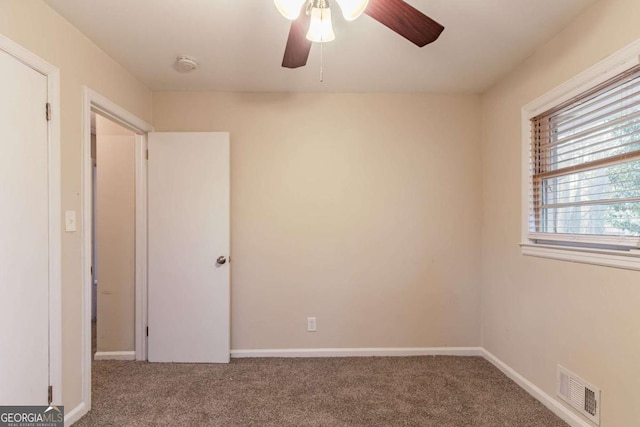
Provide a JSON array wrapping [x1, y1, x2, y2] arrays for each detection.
[[274, 0, 307, 20], [306, 7, 335, 42], [335, 0, 369, 21]]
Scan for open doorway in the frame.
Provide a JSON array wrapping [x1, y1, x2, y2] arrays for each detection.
[[91, 112, 137, 361], [79, 88, 153, 422]]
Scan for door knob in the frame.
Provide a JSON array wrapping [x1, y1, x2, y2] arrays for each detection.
[[216, 256, 227, 265]]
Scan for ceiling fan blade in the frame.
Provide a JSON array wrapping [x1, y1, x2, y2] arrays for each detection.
[[365, 0, 444, 47], [282, 13, 312, 68]]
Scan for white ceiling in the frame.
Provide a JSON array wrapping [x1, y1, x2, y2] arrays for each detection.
[[44, 0, 597, 93]]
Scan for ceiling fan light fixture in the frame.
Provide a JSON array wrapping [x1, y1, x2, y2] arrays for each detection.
[[274, 0, 307, 20], [335, 0, 369, 21], [306, 6, 335, 43]]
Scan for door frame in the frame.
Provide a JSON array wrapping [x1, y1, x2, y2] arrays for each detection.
[[0, 34, 62, 405], [81, 88, 153, 413]]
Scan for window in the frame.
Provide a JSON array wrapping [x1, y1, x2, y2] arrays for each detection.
[[521, 46, 640, 270], [529, 65, 640, 248]]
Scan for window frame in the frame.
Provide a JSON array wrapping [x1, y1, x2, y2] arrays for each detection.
[[520, 39, 640, 271]]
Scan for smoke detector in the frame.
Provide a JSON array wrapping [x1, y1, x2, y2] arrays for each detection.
[[174, 56, 199, 73]]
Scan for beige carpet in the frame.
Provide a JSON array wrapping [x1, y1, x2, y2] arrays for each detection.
[[75, 356, 567, 426]]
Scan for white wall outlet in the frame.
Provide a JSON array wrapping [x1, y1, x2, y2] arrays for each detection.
[[307, 317, 317, 332], [65, 210, 77, 232]]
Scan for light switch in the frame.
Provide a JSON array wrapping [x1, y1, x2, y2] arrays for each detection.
[[65, 210, 77, 232]]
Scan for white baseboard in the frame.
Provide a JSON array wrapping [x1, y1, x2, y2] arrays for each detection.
[[93, 351, 136, 361], [64, 402, 87, 427], [481, 349, 590, 427], [231, 347, 483, 358]]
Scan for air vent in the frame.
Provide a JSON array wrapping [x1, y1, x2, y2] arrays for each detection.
[[557, 365, 600, 425]]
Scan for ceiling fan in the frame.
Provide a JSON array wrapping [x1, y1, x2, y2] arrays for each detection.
[[274, 0, 445, 68]]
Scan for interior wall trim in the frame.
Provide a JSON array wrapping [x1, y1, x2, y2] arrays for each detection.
[[93, 351, 136, 361], [80, 87, 154, 426], [64, 402, 86, 427], [231, 347, 483, 358]]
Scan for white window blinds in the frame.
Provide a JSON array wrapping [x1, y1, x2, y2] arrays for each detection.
[[529, 65, 640, 248]]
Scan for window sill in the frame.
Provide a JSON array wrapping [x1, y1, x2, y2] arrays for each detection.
[[520, 243, 640, 271]]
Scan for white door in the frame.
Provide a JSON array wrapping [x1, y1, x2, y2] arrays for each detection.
[[148, 132, 230, 363], [0, 50, 50, 403]]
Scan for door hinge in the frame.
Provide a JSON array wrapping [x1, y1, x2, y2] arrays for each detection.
[[48, 385, 53, 404], [146, 326, 149, 337], [45, 103, 51, 121], [145, 149, 149, 160]]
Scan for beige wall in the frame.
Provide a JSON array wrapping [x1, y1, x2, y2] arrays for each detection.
[[0, 0, 152, 410], [9, 0, 638, 423], [481, 0, 640, 425], [153, 92, 483, 350], [96, 116, 136, 353]]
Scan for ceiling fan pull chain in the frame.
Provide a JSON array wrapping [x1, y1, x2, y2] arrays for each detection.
[[320, 39, 324, 83]]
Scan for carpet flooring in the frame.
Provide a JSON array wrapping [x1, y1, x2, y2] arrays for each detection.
[[75, 356, 568, 426]]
